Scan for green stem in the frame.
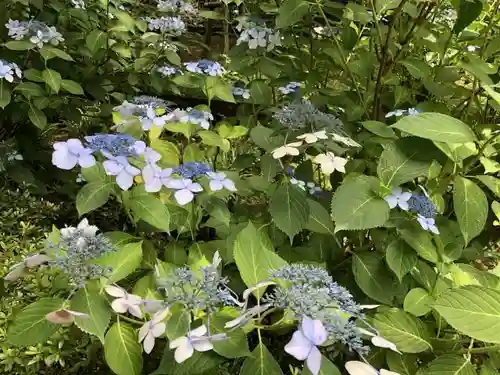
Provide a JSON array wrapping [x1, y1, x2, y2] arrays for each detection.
[[458, 344, 500, 354], [464, 131, 500, 172], [118, 314, 144, 326]]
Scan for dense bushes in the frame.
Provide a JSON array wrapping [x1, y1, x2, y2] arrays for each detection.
[[2, 0, 500, 374]]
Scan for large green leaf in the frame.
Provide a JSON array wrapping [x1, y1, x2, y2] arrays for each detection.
[[433, 285, 500, 343], [240, 343, 283, 375], [42, 68, 62, 93], [399, 223, 439, 263], [129, 189, 170, 232], [301, 355, 342, 375], [98, 241, 143, 283], [453, 0, 483, 34], [453, 176, 488, 245], [475, 175, 500, 198], [15, 82, 45, 97], [71, 282, 111, 343], [377, 138, 438, 187], [391, 113, 476, 144], [104, 322, 143, 375], [4, 40, 34, 50], [269, 184, 309, 241], [361, 120, 397, 138], [166, 308, 190, 340], [86, 30, 107, 54], [7, 297, 63, 346], [352, 252, 394, 304], [0, 81, 11, 109], [233, 222, 287, 298], [210, 313, 251, 358], [331, 175, 389, 230], [386, 352, 418, 375], [39, 46, 74, 61], [76, 181, 114, 216], [250, 80, 273, 105], [61, 80, 84, 95], [419, 355, 475, 375], [373, 308, 433, 353], [305, 199, 335, 235], [386, 239, 418, 281], [404, 288, 433, 317], [28, 105, 47, 129], [276, 0, 309, 28]]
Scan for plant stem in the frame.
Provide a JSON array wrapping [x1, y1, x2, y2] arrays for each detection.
[[458, 344, 500, 354], [118, 314, 144, 325]]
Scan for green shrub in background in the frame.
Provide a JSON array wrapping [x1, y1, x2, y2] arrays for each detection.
[[2, 0, 500, 374]]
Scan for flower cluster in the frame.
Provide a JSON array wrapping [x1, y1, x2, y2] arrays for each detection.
[[236, 17, 281, 51], [384, 187, 439, 234], [157, 0, 197, 15], [273, 99, 344, 132], [85, 134, 143, 157], [0, 60, 22, 82], [184, 60, 224, 76], [167, 107, 214, 129], [147, 16, 186, 35], [232, 83, 251, 99], [114, 96, 172, 131], [279, 81, 301, 95], [48, 219, 115, 287], [291, 178, 322, 195], [6, 19, 64, 48], [71, 0, 86, 9], [385, 108, 422, 118], [157, 64, 183, 77], [264, 264, 366, 353]]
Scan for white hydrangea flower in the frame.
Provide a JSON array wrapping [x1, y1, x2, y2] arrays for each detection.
[[314, 152, 347, 174], [103, 156, 140, 191], [142, 165, 174, 192], [138, 308, 169, 354], [384, 187, 412, 211], [206, 172, 237, 192], [52, 139, 96, 170], [165, 178, 203, 205], [291, 178, 306, 191], [169, 325, 226, 363], [4, 253, 51, 281], [105, 285, 143, 318], [296, 130, 328, 144], [345, 361, 400, 375], [417, 215, 440, 234], [0, 60, 22, 82], [271, 141, 303, 159]]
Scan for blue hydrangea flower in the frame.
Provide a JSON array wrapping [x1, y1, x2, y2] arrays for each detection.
[[147, 16, 186, 35], [232, 87, 250, 99], [85, 134, 142, 157], [279, 81, 301, 94], [407, 193, 436, 218], [184, 59, 224, 76], [179, 108, 214, 129], [174, 162, 212, 178], [157, 64, 183, 77], [385, 108, 423, 118]]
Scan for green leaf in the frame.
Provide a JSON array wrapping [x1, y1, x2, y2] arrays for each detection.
[[233, 222, 287, 298], [269, 184, 309, 241], [373, 308, 433, 353], [391, 113, 476, 144], [4, 40, 34, 50], [378, 138, 437, 187], [399, 223, 439, 263], [198, 130, 230, 152], [150, 139, 180, 167], [39, 46, 74, 61], [28, 105, 47, 129], [42, 68, 62, 93], [305, 199, 335, 235], [210, 313, 251, 358], [352, 252, 395, 304], [61, 80, 84, 95], [76, 181, 114, 215], [71, 282, 111, 343], [250, 80, 273, 105], [453, 0, 483, 34], [0, 81, 11, 109], [300, 355, 342, 375], [434, 142, 477, 162], [104, 322, 143, 375], [24, 68, 44, 82], [404, 288, 433, 317], [276, 0, 309, 28], [386, 239, 418, 281], [204, 76, 235, 103], [453, 176, 488, 245], [420, 355, 475, 375], [361, 120, 397, 138], [400, 58, 431, 79], [98, 241, 143, 283], [240, 343, 284, 375], [433, 285, 500, 343], [386, 352, 418, 375], [7, 297, 63, 346], [331, 175, 390, 231], [166, 309, 190, 340], [475, 175, 500, 198], [15, 82, 45, 97], [129, 190, 170, 232], [86, 30, 107, 54]]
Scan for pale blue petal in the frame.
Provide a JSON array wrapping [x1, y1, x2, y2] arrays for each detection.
[[175, 189, 194, 205], [116, 171, 134, 190], [306, 346, 322, 375], [284, 330, 312, 361], [301, 317, 327, 345]]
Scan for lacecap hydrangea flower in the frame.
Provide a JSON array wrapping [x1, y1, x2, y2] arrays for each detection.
[[6, 19, 64, 48], [147, 16, 186, 35], [157, 64, 183, 77], [279, 81, 301, 95], [167, 107, 214, 129], [0, 59, 22, 82], [184, 60, 224, 76], [157, 0, 197, 14], [236, 17, 281, 52], [385, 108, 422, 118]]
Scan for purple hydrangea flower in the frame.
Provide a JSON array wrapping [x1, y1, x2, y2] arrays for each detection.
[[103, 156, 140, 191], [174, 162, 211, 179], [206, 172, 236, 192], [165, 178, 203, 205], [52, 139, 96, 170]]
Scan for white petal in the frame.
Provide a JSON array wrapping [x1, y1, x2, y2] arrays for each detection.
[[165, 179, 186, 189], [145, 177, 162, 193], [284, 330, 312, 361], [272, 148, 287, 159], [52, 150, 78, 170], [384, 195, 398, 209], [103, 160, 123, 175], [152, 322, 166, 337], [66, 139, 84, 153], [391, 187, 403, 196], [128, 304, 143, 319], [371, 336, 401, 353], [400, 192, 412, 201], [345, 361, 379, 375], [380, 369, 400, 375], [190, 325, 208, 337], [174, 341, 194, 363], [209, 180, 223, 191], [143, 332, 156, 354], [169, 336, 188, 349], [105, 285, 126, 298], [111, 299, 128, 313], [116, 171, 134, 190], [175, 189, 194, 205], [78, 154, 96, 168], [139, 323, 150, 342], [286, 147, 300, 156], [301, 317, 327, 345], [4, 264, 27, 281], [398, 200, 409, 211], [192, 338, 213, 352], [243, 282, 276, 300], [287, 141, 303, 147], [153, 308, 170, 324], [222, 179, 237, 192], [306, 346, 322, 375], [188, 182, 203, 192], [24, 254, 51, 267]]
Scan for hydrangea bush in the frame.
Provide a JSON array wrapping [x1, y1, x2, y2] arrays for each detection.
[[3, 0, 500, 374]]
